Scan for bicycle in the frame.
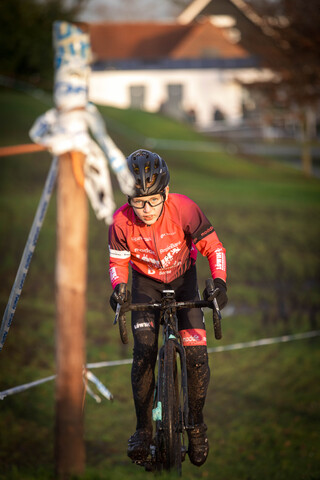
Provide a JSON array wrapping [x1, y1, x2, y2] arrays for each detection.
[[114, 278, 222, 475]]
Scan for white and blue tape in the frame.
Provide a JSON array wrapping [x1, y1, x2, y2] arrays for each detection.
[[1, 330, 319, 401]]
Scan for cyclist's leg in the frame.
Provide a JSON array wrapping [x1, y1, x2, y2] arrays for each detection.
[[170, 265, 210, 466], [184, 345, 210, 425], [170, 265, 210, 423], [128, 271, 162, 458]]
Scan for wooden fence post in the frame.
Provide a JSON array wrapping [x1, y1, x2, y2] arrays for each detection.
[[55, 151, 87, 478]]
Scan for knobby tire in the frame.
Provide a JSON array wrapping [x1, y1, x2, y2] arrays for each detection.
[[162, 339, 182, 474]]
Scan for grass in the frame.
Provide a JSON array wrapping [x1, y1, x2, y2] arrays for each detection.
[[0, 88, 319, 479]]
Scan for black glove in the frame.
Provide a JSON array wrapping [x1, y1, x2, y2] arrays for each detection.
[[203, 278, 228, 310], [110, 283, 131, 314]]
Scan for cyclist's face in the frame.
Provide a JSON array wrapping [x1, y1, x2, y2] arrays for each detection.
[[131, 187, 169, 225]]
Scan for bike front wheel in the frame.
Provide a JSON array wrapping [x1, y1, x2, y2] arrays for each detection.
[[162, 339, 182, 474]]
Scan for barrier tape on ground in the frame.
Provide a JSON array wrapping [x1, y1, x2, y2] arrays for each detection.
[[0, 375, 56, 400], [207, 330, 320, 354], [0, 156, 58, 351], [1, 330, 319, 400]]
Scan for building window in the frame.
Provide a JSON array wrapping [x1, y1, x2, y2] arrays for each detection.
[[167, 84, 183, 106], [129, 85, 145, 109]]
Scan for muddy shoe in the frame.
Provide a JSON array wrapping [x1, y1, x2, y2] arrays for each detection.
[[187, 423, 209, 466], [127, 428, 152, 461]]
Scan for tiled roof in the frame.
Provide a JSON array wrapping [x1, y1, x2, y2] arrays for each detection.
[[177, 0, 287, 69], [170, 19, 248, 59], [88, 20, 249, 61]]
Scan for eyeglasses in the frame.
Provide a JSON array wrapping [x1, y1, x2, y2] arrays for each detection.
[[128, 193, 165, 209]]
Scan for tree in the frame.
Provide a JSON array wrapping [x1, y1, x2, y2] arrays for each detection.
[[246, 0, 320, 174], [0, 0, 89, 89]]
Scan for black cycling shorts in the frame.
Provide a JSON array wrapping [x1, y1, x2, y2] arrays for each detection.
[[131, 265, 207, 347]]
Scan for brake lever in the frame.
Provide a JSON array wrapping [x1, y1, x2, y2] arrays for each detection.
[[113, 302, 121, 325], [113, 283, 127, 325], [213, 297, 222, 320], [205, 279, 221, 318]]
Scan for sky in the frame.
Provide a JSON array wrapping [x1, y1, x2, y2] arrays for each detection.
[[76, 0, 187, 22]]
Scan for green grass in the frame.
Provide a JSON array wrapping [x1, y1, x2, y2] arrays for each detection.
[[0, 88, 320, 479]]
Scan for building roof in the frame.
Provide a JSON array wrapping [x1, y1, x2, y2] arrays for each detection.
[[88, 19, 249, 63], [177, 0, 287, 69]]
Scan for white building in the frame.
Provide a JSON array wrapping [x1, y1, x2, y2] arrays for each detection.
[[88, 17, 275, 129]]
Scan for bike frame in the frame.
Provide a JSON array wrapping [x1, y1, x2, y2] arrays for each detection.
[[114, 284, 222, 474]]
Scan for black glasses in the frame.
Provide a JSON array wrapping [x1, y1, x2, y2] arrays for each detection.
[[128, 193, 165, 209]]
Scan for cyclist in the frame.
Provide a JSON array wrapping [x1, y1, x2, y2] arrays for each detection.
[[109, 149, 227, 467]]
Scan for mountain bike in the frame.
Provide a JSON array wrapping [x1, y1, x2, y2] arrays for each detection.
[[114, 278, 222, 475]]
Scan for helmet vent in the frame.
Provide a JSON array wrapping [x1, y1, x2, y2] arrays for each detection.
[[147, 174, 157, 188], [144, 161, 151, 174], [132, 163, 139, 174]]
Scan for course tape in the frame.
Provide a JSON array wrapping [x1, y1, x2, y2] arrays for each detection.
[[0, 375, 56, 400], [207, 329, 320, 354], [0, 156, 58, 351], [86, 370, 113, 401], [1, 330, 319, 400]]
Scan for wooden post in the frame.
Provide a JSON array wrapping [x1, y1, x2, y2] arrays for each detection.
[[55, 151, 87, 478]]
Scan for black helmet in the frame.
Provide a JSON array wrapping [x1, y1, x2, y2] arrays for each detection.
[[127, 149, 170, 197]]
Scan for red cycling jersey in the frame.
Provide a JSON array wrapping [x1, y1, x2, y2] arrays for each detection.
[[108, 193, 226, 288]]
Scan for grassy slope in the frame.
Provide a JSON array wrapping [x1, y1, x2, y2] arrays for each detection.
[[0, 89, 319, 480]]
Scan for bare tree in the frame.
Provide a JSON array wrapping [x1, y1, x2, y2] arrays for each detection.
[[246, 0, 320, 174]]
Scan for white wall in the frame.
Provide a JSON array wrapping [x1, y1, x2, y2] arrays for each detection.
[[89, 67, 274, 128]]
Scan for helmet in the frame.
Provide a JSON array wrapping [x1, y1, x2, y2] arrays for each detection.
[[127, 149, 170, 197]]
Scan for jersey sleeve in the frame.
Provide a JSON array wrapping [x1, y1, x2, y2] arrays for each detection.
[[180, 196, 227, 282], [108, 220, 131, 289]]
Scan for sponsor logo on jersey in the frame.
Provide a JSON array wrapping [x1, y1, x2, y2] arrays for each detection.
[[201, 226, 214, 237], [134, 247, 156, 255], [159, 269, 171, 275], [159, 241, 181, 254], [109, 247, 131, 259], [131, 236, 151, 242], [160, 232, 176, 239], [193, 224, 215, 244], [109, 266, 119, 282], [215, 247, 226, 271], [136, 255, 161, 267], [161, 247, 181, 268]]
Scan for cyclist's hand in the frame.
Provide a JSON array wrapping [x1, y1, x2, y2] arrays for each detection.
[[203, 278, 228, 309], [110, 283, 131, 314]]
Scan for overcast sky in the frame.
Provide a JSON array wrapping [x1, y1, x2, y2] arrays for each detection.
[[76, 0, 187, 22]]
